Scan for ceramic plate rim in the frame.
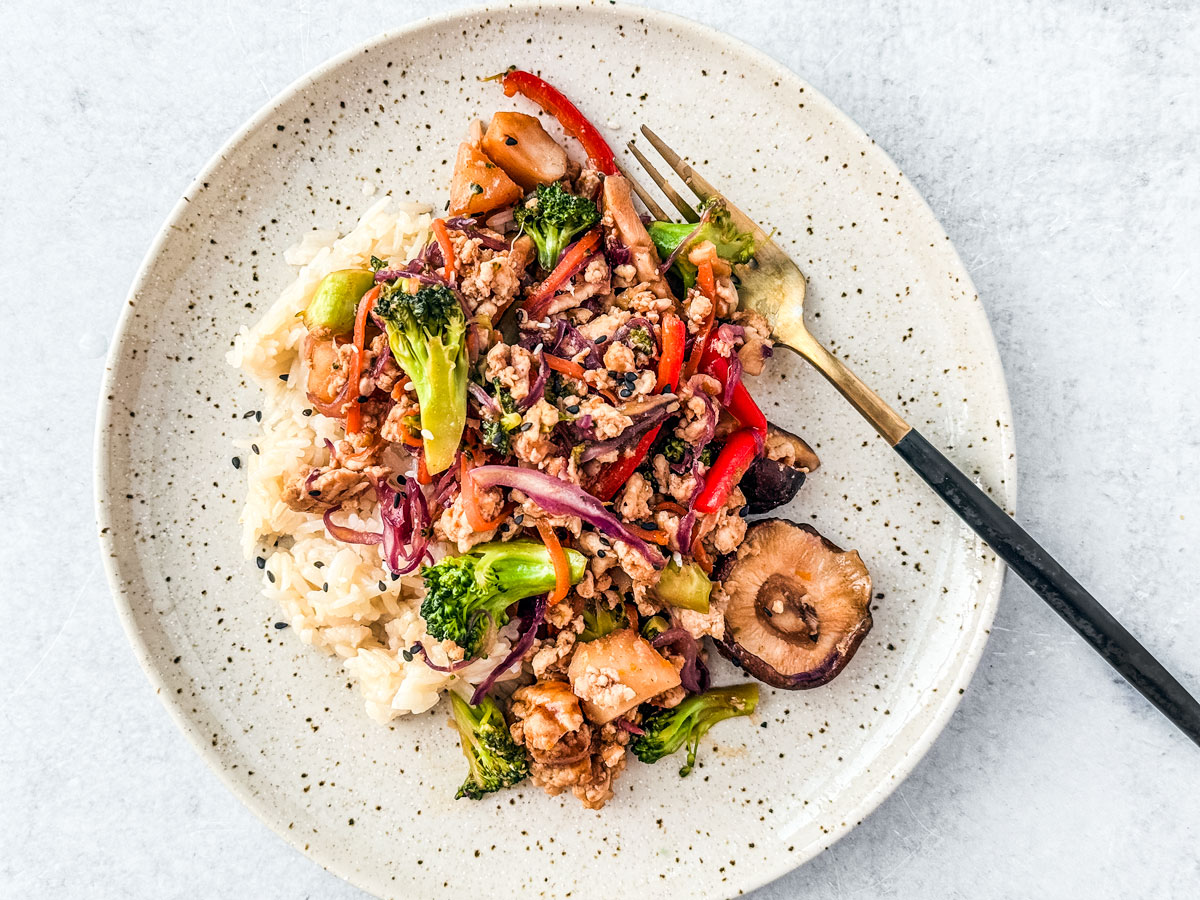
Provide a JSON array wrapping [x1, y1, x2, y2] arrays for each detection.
[[95, 2, 1017, 895]]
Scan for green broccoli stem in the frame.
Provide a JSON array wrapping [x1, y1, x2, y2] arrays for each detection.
[[633, 683, 759, 776], [412, 330, 468, 474], [449, 691, 529, 800], [472, 541, 587, 606]]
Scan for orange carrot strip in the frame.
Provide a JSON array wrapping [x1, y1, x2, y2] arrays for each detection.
[[537, 521, 571, 604]]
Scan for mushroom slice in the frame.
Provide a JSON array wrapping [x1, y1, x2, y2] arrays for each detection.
[[740, 424, 821, 515], [715, 519, 871, 689]]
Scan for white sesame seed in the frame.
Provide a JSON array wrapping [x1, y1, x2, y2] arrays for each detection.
[[403, 381, 415, 391], [533, 343, 543, 355], [405, 468, 417, 480], [673, 551, 683, 567], [420, 428, 434, 440]]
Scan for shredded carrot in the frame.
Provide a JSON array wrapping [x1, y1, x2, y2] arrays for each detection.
[[537, 521, 571, 604], [432, 218, 456, 282], [544, 353, 588, 381], [624, 522, 670, 546], [655, 500, 689, 516], [417, 453, 433, 485], [691, 536, 714, 575], [460, 454, 507, 530], [344, 286, 381, 434], [393, 419, 424, 449]]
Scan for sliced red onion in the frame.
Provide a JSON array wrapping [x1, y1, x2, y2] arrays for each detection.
[[652, 628, 711, 692], [432, 454, 462, 508], [409, 641, 476, 673], [615, 717, 645, 736], [720, 352, 744, 407], [485, 207, 516, 231], [578, 398, 678, 463], [322, 505, 383, 545], [375, 475, 432, 575], [468, 466, 665, 568], [658, 203, 715, 276], [470, 592, 548, 704], [444, 216, 510, 251]]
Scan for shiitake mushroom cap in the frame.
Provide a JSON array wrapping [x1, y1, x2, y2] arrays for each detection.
[[714, 519, 872, 689]]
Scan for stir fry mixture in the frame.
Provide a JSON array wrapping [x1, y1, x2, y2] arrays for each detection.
[[270, 71, 873, 808]]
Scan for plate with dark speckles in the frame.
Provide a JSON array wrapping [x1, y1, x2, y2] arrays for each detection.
[[95, 2, 1015, 897]]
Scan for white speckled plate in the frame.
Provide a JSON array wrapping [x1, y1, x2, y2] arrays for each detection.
[[95, 3, 1016, 898]]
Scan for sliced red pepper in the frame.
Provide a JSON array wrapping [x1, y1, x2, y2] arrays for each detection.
[[699, 343, 767, 436], [344, 286, 381, 434], [589, 313, 687, 500], [523, 229, 602, 320], [656, 313, 686, 393], [499, 70, 617, 175], [590, 425, 662, 502], [694, 427, 760, 514]]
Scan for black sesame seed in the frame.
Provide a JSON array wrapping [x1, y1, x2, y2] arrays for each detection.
[[242, 410, 257, 419], [394, 493, 403, 508], [308, 489, 321, 497], [619, 387, 632, 398], [597, 549, 607, 558], [391, 572, 400, 581], [302, 408, 313, 416], [596, 335, 608, 342], [274, 621, 289, 629], [624, 372, 637, 382], [256, 410, 262, 422], [322, 583, 329, 592], [231, 457, 241, 468], [519, 422, 533, 432], [278, 373, 289, 382], [314, 561, 324, 568], [402, 649, 414, 661], [378, 581, 388, 592], [607, 370, 620, 379], [251, 443, 260, 454], [504, 136, 518, 146], [513, 513, 524, 524], [255, 556, 266, 569], [566, 404, 580, 414], [267, 571, 276, 583], [356, 396, 369, 404]]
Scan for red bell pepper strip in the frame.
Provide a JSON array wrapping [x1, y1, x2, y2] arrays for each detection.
[[523, 229, 602, 319], [590, 317, 687, 501], [656, 313, 686, 393], [431, 218, 456, 283], [344, 286, 381, 434], [591, 426, 661, 502], [499, 70, 618, 175], [699, 343, 767, 436], [694, 427, 760, 514]]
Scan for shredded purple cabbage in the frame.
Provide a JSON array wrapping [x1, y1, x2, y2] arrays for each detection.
[[519, 350, 549, 412], [611, 316, 659, 353], [470, 593, 548, 704], [652, 628, 711, 692], [604, 233, 631, 268], [409, 642, 476, 673], [468, 382, 501, 417], [615, 717, 645, 736], [468, 466, 665, 568], [578, 397, 678, 463], [322, 505, 383, 546], [444, 216, 510, 252], [375, 475, 432, 575]]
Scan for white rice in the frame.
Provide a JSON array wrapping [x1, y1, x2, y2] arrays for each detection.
[[227, 196, 518, 721]]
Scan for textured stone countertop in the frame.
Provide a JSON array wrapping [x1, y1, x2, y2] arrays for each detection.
[[2, 0, 1197, 897]]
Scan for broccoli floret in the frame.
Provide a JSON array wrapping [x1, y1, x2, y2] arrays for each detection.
[[579, 599, 629, 643], [420, 541, 587, 657], [662, 436, 689, 466], [698, 441, 720, 468], [640, 614, 670, 641], [480, 418, 512, 456], [514, 182, 600, 271], [374, 284, 468, 475], [478, 378, 522, 455], [631, 684, 759, 776], [490, 378, 518, 414], [449, 692, 529, 799], [647, 199, 756, 290]]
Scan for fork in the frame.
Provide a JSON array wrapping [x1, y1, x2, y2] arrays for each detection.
[[626, 125, 1200, 747]]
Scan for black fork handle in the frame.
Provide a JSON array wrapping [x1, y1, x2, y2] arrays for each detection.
[[895, 428, 1200, 747]]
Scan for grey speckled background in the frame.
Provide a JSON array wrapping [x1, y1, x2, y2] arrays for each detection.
[[2, 0, 1197, 897]]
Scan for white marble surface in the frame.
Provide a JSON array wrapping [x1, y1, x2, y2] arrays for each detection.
[[2, 0, 1197, 897]]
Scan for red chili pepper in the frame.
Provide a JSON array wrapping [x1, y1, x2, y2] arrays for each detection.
[[590, 425, 662, 502], [499, 70, 618, 175], [694, 427, 760, 514], [656, 313, 686, 393], [524, 229, 602, 319]]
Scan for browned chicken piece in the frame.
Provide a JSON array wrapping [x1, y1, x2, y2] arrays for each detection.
[[601, 174, 671, 298], [509, 680, 586, 755], [280, 460, 387, 513], [303, 335, 351, 406]]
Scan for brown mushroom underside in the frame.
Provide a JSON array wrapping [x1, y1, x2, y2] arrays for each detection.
[[716, 520, 872, 689]]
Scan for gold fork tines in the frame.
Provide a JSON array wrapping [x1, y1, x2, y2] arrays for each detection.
[[626, 125, 910, 446]]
